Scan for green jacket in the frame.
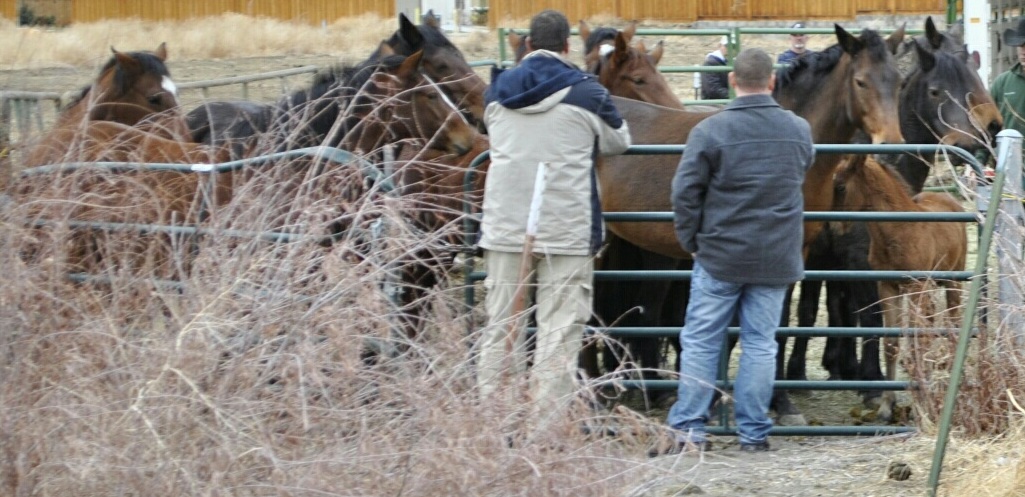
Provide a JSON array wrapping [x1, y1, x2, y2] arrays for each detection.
[[990, 62, 1025, 137]]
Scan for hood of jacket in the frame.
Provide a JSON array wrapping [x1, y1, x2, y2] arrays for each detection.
[[485, 50, 589, 113]]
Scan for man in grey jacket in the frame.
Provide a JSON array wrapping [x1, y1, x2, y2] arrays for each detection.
[[660, 48, 813, 454], [475, 9, 631, 429]]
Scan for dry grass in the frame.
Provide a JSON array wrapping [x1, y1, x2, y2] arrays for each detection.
[[0, 147, 676, 495], [0, 13, 396, 70]]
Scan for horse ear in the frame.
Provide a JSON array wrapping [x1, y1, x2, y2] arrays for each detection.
[[613, 32, 630, 64], [649, 40, 664, 65], [377, 40, 395, 56], [885, 23, 907, 55], [835, 24, 863, 56], [924, 16, 943, 50], [153, 42, 168, 61], [397, 50, 425, 81], [914, 40, 936, 73], [112, 48, 142, 75], [970, 49, 981, 71], [398, 12, 425, 50], [424, 9, 440, 29], [507, 31, 523, 53], [622, 21, 637, 42], [948, 20, 964, 41], [579, 20, 591, 42]]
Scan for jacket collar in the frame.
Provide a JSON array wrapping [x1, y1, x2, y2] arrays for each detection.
[[724, 93, 780, 110]]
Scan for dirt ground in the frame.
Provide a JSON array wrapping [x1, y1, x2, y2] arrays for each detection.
[[1, 20, 983, 496]]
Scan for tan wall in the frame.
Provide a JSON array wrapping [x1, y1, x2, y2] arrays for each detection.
[[0, 0, 15, 21], [69, 0, 395, 25]]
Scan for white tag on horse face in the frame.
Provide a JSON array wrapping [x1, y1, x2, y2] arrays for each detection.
[[599, 44, 615, 57]]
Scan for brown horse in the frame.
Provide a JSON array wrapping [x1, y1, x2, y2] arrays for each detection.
[[585, 32, 679, 109], [832, 154, 967, 422], [22, 43, 201, 168]]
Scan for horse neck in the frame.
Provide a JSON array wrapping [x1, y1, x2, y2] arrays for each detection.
[[778, 57, 859, 145], [853, 165, 920, 214]]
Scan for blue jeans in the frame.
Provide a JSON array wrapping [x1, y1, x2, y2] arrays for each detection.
[[666, 261, 788, 445]]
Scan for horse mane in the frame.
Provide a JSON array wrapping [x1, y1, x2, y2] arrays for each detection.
[[282, 54, 408, 110], [584, 26, 618, 55], [774, 28, 890, 94]]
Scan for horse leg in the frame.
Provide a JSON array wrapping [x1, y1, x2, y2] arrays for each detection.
[[853, 281, 885, 406], [787, 279, 821, 382], [876, 281, 902, 422], [773, 285, 806, 426]]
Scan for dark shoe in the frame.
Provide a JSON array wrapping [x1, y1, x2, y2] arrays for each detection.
[[648, 440, 712, 457], [739, 441, 771, 452]]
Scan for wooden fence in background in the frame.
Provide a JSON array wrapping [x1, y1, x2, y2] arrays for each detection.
[[1, 0, 953, 27], [488, 0, 950, 25]]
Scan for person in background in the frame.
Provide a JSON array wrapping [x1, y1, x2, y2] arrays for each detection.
[[475, 9, 631, 434], [655, 48, 814, 456], [700, 36, 730, 100], [991, 18, 1025, 137], [778, 22, 813, 65]]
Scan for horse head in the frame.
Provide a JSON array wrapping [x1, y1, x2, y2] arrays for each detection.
[[587, 32, 680, 109], [580, 20, 634, 61], [353, 50, 476, 157], [836, 24, 906, 145], [902, 42, 1002, 151], [380, 13, 487, 131], [81, 43, 182, 127]]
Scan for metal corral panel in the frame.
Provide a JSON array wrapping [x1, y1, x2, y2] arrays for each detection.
[[69, 0, 394, 24]]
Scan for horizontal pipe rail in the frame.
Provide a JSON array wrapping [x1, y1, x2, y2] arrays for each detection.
[[709, 426, 916, 436], [621, 379, 911, 391], [177, 66, 319, 90], [468, 269, 975, 282], [605, 211, 979, 222], [584, 326, 973, 339]]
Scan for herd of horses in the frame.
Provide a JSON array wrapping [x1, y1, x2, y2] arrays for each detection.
[[8, 13, 1001, 426]]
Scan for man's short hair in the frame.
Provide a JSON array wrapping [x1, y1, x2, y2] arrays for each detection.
[[529, 9, 570, 52], [733, 48, 774, 90]]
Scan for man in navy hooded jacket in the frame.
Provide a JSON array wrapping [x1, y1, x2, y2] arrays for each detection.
[[475, 9, 631, 428]]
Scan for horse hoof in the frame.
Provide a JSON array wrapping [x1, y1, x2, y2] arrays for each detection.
[[863, 396, 883, 410], [776, 413, 807, 426]]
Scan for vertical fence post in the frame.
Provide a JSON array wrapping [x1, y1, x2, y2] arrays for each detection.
[[995, 130, 1025, 346], [927, 130, 1017, 497]]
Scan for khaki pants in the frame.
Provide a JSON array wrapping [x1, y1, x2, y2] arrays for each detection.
[[477, 250, 593, 423]]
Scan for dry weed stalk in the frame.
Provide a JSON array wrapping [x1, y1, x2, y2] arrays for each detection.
[[0, 106, 665, 494]]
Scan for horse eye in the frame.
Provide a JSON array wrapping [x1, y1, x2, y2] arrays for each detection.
[[633, 78, 645, 85], [148, 95, 164, 106], [855, 79, 868, 89], [929, 88, 941, 99]]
